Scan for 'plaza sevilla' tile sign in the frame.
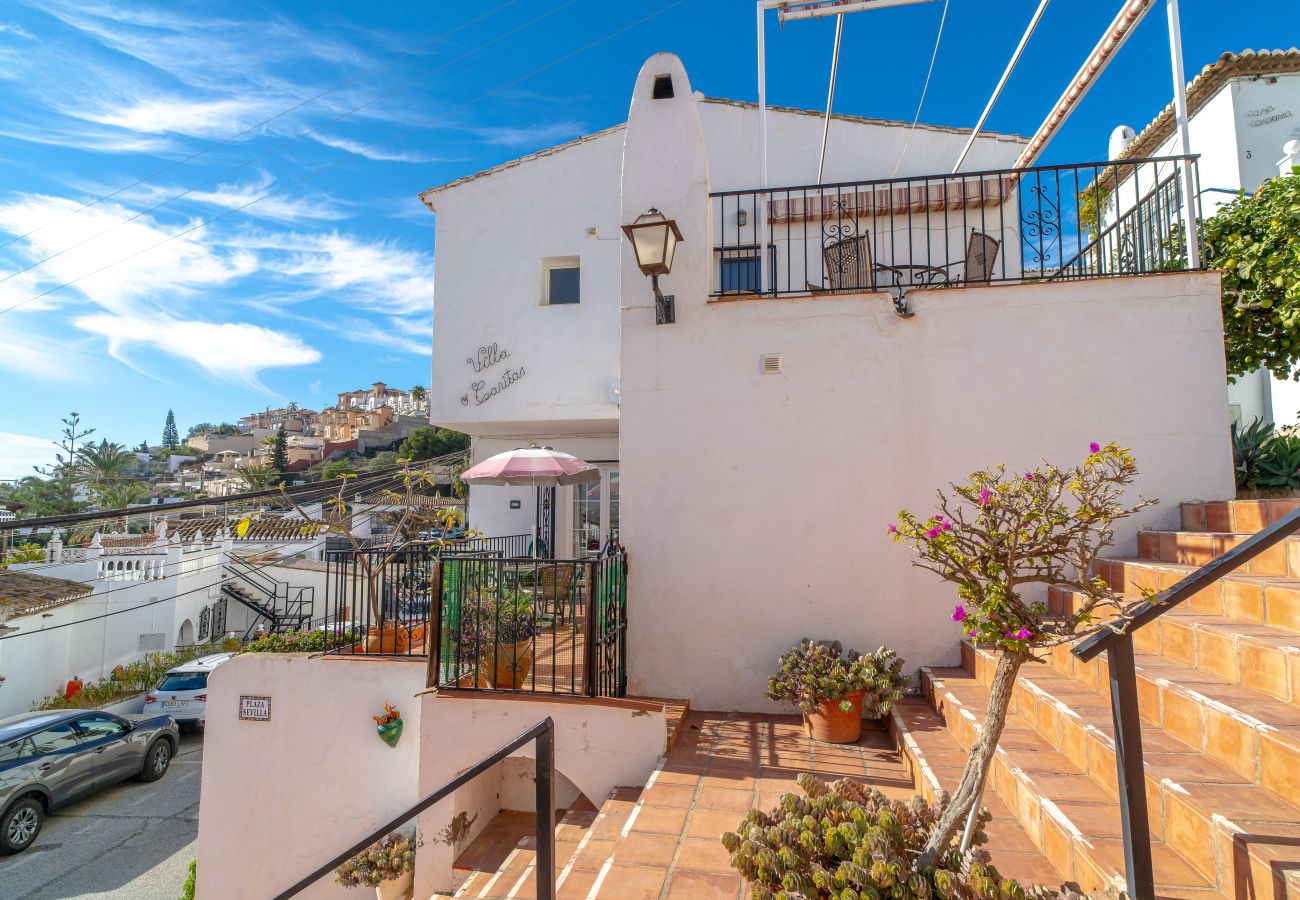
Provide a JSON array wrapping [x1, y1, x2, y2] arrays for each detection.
[[461, 342, 525, 406]]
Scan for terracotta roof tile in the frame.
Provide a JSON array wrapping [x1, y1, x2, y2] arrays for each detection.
[[1121, 49, 1300, 163], [0, 571, 94, 622]]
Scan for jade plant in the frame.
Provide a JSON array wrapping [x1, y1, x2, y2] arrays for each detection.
[[890, 442, 1152, 868], [334, 831, 418, 888], [723, 773, 1032, 900], [766, 640, 909, 716]]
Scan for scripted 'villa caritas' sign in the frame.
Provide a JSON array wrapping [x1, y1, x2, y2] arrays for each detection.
[[461, 342, 525, 406]]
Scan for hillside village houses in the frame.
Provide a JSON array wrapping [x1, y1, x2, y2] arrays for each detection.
[[186, 48, 1300, 900]]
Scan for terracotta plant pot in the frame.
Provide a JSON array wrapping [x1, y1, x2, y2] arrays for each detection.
[[476, 640, 535, 689], [376, 719, 403, 749], [365, 622, 409, 654], [803, 690, 865, 744], [374, 870, 413, 900]]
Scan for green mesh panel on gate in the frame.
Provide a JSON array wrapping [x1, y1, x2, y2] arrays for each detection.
[[439, 559, 462, 684]]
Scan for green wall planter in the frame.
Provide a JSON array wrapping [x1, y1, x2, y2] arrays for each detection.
[[377, 719, 403, 748]]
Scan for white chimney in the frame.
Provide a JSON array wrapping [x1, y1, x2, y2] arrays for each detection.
[[1108, 125, 1137, 160]]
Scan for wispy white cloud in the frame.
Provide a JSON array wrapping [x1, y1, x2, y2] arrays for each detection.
[[470, 120, 585, 148], [325, 317, 430, 355], [85, 172, 351, 223], [74, 313, 321, 387], [0, 430, 55, 480], [236, 229, 433, 317], [81, 95, 278, 138], [307, 131, 448, 164], [0, 22, 34, 40], [0, 193, 256, 314]]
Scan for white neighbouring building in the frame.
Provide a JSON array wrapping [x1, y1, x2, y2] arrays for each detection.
[[1104, 48, 1300, 426], [196, 53, 1234, 899]]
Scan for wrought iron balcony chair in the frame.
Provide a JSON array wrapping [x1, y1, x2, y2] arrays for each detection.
[[536, 564, 576, 625], [809, 233, 898, 292], [939, 229, 1001, 285]]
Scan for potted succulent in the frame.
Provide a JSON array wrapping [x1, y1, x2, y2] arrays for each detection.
[[765, 640, 908, 743], [335, 831, 418, 900], [457, 592, 540, 689], [374, 701, 403, 748]]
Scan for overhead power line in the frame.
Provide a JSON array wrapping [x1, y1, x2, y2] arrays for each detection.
[[1, 466, 430, 576], [0, 509, 393, 642], [0, 0, 575, 292], [0, 453, 463, 533], [0, 0, 520, 256], [0, 0, 689, 318]]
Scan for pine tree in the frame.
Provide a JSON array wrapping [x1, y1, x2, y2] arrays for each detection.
[[271, 428, 289, 476], [162, 410, 179, 450]]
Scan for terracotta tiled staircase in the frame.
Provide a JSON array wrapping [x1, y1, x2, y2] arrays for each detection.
[[893, 498, 1300, 899]]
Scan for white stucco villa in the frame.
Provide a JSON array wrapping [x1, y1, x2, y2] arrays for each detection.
[[189, 52, 1296, 900]]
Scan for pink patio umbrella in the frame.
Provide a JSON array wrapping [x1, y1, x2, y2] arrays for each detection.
[[461, 445, 599, 556]]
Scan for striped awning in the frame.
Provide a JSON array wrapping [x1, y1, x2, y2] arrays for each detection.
[[767, 174, 1019, 225]]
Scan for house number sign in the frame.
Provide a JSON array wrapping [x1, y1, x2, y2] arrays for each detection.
[[239, 695, 272, 721], [461, 342, 525, 406]]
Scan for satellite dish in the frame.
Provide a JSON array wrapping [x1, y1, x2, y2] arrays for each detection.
[[609, 382, 621, 406], [1108, 125, 1136, 160]]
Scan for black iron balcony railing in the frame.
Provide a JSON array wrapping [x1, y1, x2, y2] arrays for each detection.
[[323, 545, 629, 699], [709, 155, 1202, 299]]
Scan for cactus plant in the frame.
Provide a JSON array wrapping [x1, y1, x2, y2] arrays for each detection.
[[765, 640, 909, 716], [723, 773, 1056, 900]]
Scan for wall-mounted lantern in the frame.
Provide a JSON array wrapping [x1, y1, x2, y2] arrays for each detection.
[[622, 208, 682, 324]]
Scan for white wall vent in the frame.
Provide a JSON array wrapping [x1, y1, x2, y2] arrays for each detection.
[[760, 353, 782, 374]]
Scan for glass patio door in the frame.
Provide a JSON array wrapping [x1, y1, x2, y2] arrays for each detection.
[[572, 467, 618, 556]]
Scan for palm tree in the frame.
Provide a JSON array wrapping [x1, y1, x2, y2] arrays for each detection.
[[96, 481, 150, 510], [409, 385, 427, 404], [77, 440, 138, 488], [238, 466, 280, 491]]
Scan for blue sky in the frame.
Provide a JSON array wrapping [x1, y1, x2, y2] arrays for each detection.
[[0, 0, 1290, 477]]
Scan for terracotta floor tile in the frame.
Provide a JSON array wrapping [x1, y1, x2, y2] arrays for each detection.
[[629, 804, 689, 836], [568, 839, 615, 871], [701, 772, 756, 791], [696, 786, 755, 812], [664, 871, 744, 899], [641, 782, 697, 808], [687, 809, 747, 842], [674, 837, 736, 874], [610, 832, 679, 867], [593, 864, 666, 900], [557, 868, 598, 899]]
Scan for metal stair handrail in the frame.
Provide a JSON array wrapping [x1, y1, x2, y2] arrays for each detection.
[[1069, 505, 1300, 900], [272, 718, 556, 900]]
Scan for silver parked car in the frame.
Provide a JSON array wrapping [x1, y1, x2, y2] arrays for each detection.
[[0, 709, 180, 854]]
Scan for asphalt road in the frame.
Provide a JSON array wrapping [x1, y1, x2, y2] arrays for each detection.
[[0, 729, 203, 900]]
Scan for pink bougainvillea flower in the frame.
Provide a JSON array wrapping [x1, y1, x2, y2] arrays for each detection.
[[978, 489, 991, 506], [1024, 472, 1034, 481], [969, 629, 977, 638], [951, 605, 967, 622], [1089, 442, 1101, 453], [1005, 626, 1033, 641], [925, 527, 941, 539], [887, 524, 898, 535]]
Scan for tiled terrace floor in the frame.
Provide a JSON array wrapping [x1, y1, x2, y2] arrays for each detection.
[[574, 710, 1063, 899]]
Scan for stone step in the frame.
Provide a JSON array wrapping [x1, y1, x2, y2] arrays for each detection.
[[1094, 558, 1300, 633], [1137, 530, 1300, 578], [887, 699, 1071, 889], [1049, 586, 1300, 705], [1181, 499, 1300, 535], [919, 666, 1217, 897], [959, 643, 1300, 896]]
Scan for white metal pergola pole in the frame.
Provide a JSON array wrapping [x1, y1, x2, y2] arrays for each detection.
[[757, 1, 769, 293], [1165, 0, 1201, 267], [817, 14, 845, 182], [1014, 0, 1159, 169], [952, 0, 1050, 173]]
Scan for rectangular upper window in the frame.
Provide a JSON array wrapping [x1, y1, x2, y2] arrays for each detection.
[[542, 258, 581, 305]]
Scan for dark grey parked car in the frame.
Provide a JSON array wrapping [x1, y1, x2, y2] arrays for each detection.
[[0, 709, 180, 854]]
